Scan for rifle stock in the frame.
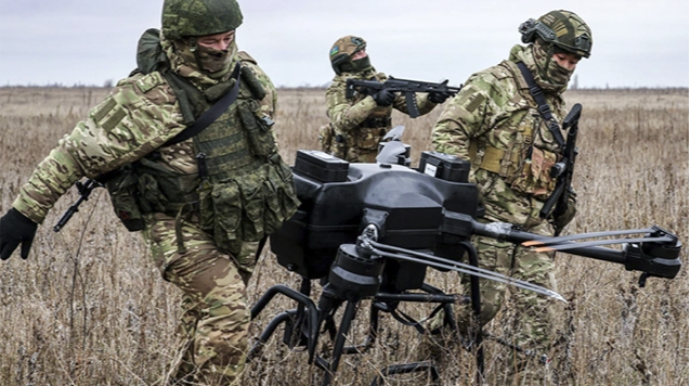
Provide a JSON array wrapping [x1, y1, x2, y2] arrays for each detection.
[[53, 179, 103, 232]]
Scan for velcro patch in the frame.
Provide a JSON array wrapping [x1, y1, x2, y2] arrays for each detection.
[[330, 46, 339, 56], [101, 107, 127, 133], [466, 94, 485, 113], [135, 72, 165, 94], [93, 97, 117, 123]]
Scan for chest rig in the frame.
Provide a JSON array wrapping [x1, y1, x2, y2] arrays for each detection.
[[351, 72, 393, 151], [468, 61, 564, 200], [107, 29, 299, 257]]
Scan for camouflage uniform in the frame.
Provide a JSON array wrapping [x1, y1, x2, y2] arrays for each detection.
[[10, 1, 299, 384], [319, 36, 439, 163], [429, 10, 591, 379]]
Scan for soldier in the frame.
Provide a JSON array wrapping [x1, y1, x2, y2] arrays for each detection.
[[319, 35, 450, 163], [429, 10, 592, 383], [0, 0, 299, 385]]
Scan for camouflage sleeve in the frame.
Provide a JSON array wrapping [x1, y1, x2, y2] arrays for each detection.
[[13, 72, 186, 224], [326, 77, 377, 133], [392, 92, 437, 116], [431, 71, 505, 160]]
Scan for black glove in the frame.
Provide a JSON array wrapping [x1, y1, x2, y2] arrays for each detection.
[[0, 208, 38, 260], [429, 91, 451, 104], [552, 191, 577, 233], [372, 89, 396, 106]]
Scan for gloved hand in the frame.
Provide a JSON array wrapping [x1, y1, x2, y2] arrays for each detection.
[[0, 208, 38, 260], [552, 191, 577, 233], [429, 91, 451, 104], [372, 89, 396, 106]]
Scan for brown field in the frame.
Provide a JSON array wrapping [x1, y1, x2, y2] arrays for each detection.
[[0, 86, 687, 386]]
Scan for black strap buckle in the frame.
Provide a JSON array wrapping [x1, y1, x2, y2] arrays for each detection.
[[539, 104, 552, 117], [529, 86, 543, 98]]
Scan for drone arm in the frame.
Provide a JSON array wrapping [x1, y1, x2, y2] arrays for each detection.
[[471, 221, 682, 281], [366, 239, 565, 301]]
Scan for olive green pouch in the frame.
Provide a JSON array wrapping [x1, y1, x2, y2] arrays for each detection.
[[105, 166, 145, 232]]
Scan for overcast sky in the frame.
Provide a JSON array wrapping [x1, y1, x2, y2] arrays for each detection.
[[1, 0, 688, 88]]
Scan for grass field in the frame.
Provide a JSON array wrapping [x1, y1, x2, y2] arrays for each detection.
[[0, 86, 687, 385]]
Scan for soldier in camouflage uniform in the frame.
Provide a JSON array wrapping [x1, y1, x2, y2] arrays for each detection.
[[319, 36, 450, 163], [428, 10, 592, 382], [0, 0, 299, 385]]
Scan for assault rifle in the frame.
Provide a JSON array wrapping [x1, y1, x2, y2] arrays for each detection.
[[540, 103, 581, 233], [345, 76, 461, 118], [53, 178, 103, 232]]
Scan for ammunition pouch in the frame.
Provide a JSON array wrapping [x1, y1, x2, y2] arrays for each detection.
[[238, 99, 276, 157], [198, 158, 300, 257], [357, 126, 388, 151], [104, 166, 145, 232], [198, 178, 242, 254], [470, 142, 558, 200], [264, 155, 301, 235], [509, 146, 558, 200], [331, 127, 354, 160], [362, 116, 391, 128]]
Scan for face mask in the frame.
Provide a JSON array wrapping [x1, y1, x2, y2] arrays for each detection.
[[174, 38, 237, 75], [350, 56, 372, 73], [337, 55, 372, 74], [545, 58, 574, 88], [531, 40, 571, 91], [194, 40, 237, 74]]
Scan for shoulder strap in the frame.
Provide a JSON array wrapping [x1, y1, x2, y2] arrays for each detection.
[[164, 62, 242, 146], [516, 62, 565, 147]]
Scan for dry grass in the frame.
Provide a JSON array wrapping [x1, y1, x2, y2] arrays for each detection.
[[0, 87, 687, 386]]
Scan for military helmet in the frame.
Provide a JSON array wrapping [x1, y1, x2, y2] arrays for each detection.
[[518, 10, 592, 58], [329, 35, 367, 74], [162, 0, 243, 40]]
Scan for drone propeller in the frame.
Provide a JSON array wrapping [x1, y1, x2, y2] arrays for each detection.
[[376, 126, 407, 165], [376, 142, 407, 165], [382, 125, 406, 141]]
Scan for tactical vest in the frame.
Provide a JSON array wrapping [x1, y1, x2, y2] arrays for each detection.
[[107, 29, 299, 257], [355, 72, 393, 151], [468, 61, 562, 200]]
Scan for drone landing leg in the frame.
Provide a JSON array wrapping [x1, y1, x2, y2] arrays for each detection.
[[247, 284, 320, 362], [342, 303, 380, 354], [321, 299, 360, 386], [462, 240, 485, 384]]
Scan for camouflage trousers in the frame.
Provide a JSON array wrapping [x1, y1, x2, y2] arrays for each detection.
[[142, 213, 260, 386], [427, 220, 557, 381]]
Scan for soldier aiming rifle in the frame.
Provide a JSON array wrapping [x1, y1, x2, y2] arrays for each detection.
[[319, 35, 455, 163]]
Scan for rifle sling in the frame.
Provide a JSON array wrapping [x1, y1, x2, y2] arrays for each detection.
[[516, 62, 565, 147], [164, 62, 242, 146]]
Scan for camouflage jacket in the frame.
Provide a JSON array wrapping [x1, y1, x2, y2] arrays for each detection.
[[431, 45, 568, 225], [321, 68, 438, 162], [13, 51, 280, 225]]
